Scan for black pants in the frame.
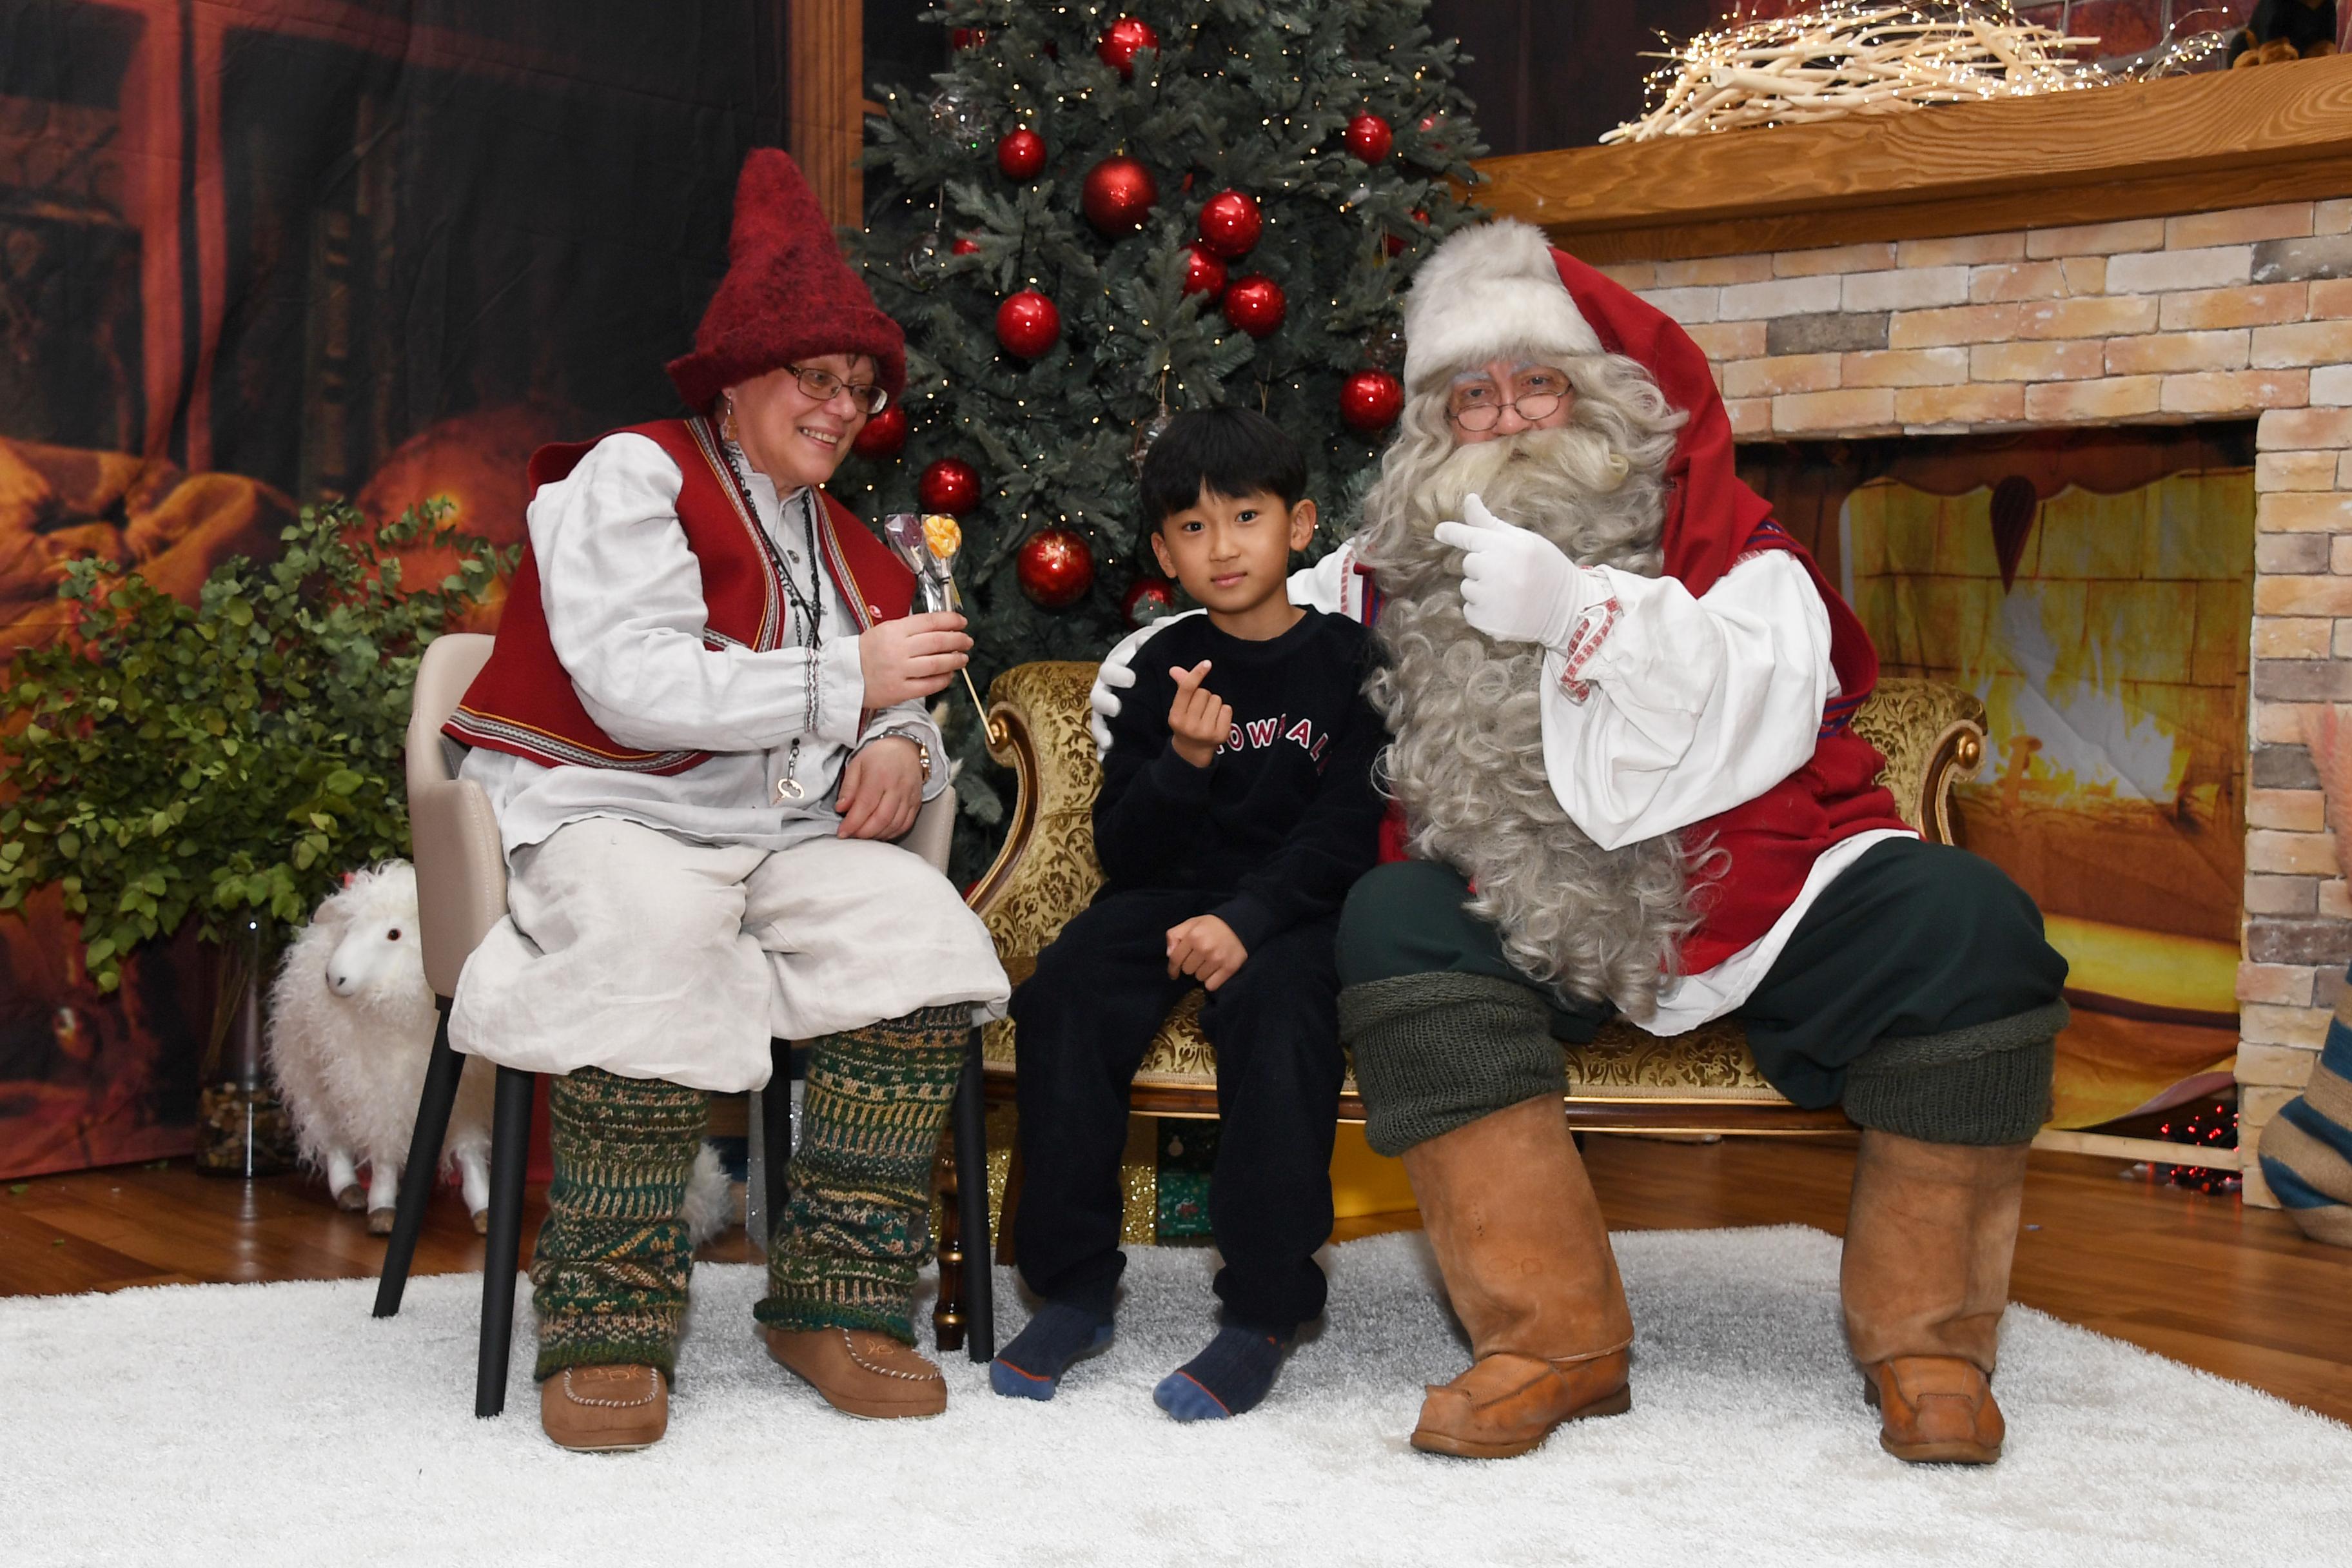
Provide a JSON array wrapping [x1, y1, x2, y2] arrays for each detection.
[[1010, 889, 1345, 1333]]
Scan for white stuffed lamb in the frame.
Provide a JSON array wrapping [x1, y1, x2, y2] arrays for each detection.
[[268, 861, 737, 1242], [268, 861, 495, 1233]]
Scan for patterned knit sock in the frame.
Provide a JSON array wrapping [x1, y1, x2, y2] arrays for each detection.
[[2260, 1009, 2352, 1247], [1153, 1323, 1289, 1421], [756, 1004, 967, 1343], [530, 1066, 709, 1382], [988, 1301, 1115, 1401]]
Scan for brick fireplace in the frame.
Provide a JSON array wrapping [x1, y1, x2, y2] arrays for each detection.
[[1476, 57, 2352, 1202]]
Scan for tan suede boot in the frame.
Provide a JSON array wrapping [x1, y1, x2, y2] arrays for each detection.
[[540, 1363, 669, 1452], [1841, 1129, 2030, 1464], [1402, 1094, 1635, 1459]]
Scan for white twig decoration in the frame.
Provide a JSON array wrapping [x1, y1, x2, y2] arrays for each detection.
[[1607, 3, 2230, 143]]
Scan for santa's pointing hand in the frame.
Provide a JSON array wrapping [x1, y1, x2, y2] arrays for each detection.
[[1432, 493, 1587, 650]]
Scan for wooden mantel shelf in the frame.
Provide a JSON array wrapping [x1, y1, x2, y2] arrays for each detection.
[[1474, 54, 2352, 264]]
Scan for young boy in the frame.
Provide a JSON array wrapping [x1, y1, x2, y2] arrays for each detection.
[[992, 407, 1387, 1420]]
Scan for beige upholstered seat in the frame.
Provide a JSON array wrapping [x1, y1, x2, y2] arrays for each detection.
[[968, 660, 1986, 1133]]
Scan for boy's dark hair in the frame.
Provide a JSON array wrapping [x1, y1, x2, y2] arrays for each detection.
[[1139, 406, 1308, 529]]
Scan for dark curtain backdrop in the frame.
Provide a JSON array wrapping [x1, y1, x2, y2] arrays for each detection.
[[0, 0, 787, 1178]]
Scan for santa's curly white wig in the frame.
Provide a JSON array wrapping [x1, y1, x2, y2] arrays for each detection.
[[1357, 222, 1708, 1015]]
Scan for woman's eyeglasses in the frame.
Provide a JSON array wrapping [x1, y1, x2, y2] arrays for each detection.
[[784, 363, 890, 415], [1447, 369, 1569, 432]]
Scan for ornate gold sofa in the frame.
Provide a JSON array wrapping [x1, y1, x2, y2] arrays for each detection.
[[970, 662, 1986, 1136]]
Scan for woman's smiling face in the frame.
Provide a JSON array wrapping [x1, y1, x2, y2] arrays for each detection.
[[725, 351, 877, 490]]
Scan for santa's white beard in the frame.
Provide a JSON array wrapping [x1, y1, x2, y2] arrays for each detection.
[[1358, 424, 1698, 1017]]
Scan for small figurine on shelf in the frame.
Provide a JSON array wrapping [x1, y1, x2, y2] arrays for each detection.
[[2230, 0, 2339, 68]]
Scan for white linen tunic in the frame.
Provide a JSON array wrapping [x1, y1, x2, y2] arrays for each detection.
[[447, 431, 1010, 1092], [1289, 542, 1911, 1035]]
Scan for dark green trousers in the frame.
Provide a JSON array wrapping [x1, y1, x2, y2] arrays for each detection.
[[1334, 840, 2068, 1155]]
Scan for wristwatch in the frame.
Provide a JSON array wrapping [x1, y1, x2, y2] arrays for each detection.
[[873, 726, 935, 784]]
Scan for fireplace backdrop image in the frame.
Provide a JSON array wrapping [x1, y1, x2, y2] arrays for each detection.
[[1746, 427, 2255, 1130], [0, 0, 787, 1177]]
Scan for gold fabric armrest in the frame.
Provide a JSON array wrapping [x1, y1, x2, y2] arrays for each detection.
[[1850, 677, 1987, 845], [967, 662, 1108, 1069]]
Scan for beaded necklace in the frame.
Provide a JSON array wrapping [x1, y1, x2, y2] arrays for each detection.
[[718, 438, 825, 803]]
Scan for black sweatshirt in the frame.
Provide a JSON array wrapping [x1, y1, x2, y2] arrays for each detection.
[[1094, 609, 1387, 950]]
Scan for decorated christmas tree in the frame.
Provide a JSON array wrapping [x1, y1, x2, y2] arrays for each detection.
[[841, 0, 1485, 852]]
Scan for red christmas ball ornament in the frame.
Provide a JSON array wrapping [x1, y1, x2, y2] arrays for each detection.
[[1082, 155, 1158, 236], [950, 25, 986, 51], [1097, 16, 1160, 79], [950, 235, 982, 256], [1122, 574, 1178, 627], [1017, 527, 1096, 609], [1385, 207, 1429, 259], [917, 457, 981, 516], [851, 403, 907, 458], [1222, 274, 1286, 338], [996, 127, 1046, 181], [1197, 190, 1263, 258], [1344, 112, 1394, 164], [995, 289, 1063, 358], [1181, 243, 1228, 299], [1340, 370, 1404, 435]]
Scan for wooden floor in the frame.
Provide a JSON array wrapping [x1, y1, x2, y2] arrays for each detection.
[[6, 1133, 2349, 1425]]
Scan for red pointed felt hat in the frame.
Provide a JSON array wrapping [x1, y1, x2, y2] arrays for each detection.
[[666, 148, 906, 410]]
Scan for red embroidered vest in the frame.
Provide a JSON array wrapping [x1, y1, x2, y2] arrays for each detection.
[[447, 416, 915, 773]]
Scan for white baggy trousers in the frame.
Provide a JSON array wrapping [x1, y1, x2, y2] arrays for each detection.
[[449, 817, 1012, 1093]]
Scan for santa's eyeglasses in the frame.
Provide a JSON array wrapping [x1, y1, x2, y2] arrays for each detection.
[[782, 362, 890, 415], [1447, 368, 1570, 432]]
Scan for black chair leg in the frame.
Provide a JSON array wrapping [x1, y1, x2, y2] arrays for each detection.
[[476, 1065, 535, 1419], [373, 999, 465, 1319], [952, 1026, 995, 1362], [763, 1037, 793, 1246]]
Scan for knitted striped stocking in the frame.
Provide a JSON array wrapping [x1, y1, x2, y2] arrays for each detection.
[[530, 1066, 710, 1381], [756, 1004, 968, 1343], [2259, 1002, 2352, 1247]]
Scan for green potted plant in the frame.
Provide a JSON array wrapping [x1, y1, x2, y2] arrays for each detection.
[[1, 500, 506, 1174]]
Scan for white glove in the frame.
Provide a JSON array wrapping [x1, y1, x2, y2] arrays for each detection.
[[1090, 610, 1202, 758], [1431, 493, 1588, 651]]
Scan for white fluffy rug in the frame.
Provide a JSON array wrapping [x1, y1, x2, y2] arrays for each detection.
[[8, 1226, 2349, 1567]]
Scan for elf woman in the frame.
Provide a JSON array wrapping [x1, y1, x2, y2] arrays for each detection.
[[444, 150, 1009, 1451]]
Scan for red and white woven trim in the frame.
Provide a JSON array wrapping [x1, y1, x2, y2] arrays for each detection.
[[1556, 595, 1622, 702]]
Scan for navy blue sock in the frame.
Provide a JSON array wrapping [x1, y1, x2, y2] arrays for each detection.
[[1153, 1323, 1289, 1421], [988, 1301, 1114, 1401]]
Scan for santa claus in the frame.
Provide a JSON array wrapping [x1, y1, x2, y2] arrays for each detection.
[[1095, 220, 2068, 1465]]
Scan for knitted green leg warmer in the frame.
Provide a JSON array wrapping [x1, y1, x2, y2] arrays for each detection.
[[756, 1004, 967, 1344], [1842, 1001, 2067, 1146], [1340, 972, 1564, 1157], [530, 1066, 709, 1382]]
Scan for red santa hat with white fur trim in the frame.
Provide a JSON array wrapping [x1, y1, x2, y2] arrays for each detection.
[[1400, 219, 1604, 391], [1399, 217, 1776, 598]]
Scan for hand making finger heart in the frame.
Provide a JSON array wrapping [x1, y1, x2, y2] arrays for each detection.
[[1166, 659, 1232, 769], [1431, 492, 1588, 651]]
